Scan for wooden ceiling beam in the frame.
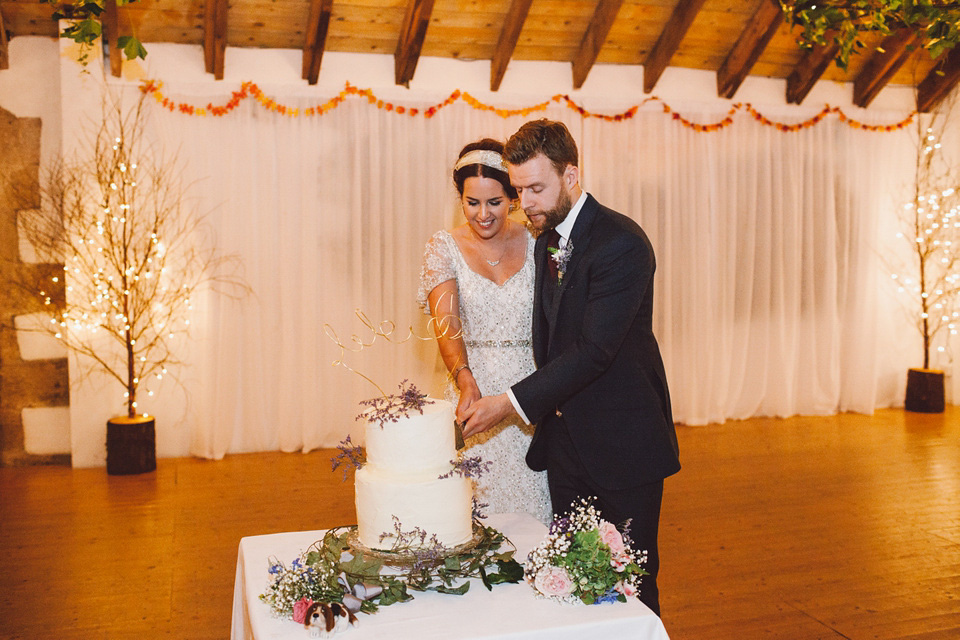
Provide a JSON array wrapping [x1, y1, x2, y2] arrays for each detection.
[[394, 0, 436, 86], [302, 0, 333, 85], [716, 0, 783, 99], [0, 7, 8, 70], [785, 41, 839, 104], [103, 0, 122, 78], [204, 0, 228, 80], [643, 0, 706, 94], [571, 0, 624, 89], [917, 47, 960, 112], [853, 30, 920, 108], [490, 0, 533, 91]]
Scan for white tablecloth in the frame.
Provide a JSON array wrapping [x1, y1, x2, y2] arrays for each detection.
[[231, 512, 670, 640]]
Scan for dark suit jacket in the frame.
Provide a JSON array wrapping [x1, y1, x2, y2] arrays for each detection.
[[512, 194, 680, 489]]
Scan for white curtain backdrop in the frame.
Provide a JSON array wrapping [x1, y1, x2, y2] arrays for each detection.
[[123, 83, 916, 458]]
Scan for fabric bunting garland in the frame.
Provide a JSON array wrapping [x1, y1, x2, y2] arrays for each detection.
[[139, 79, 915, 134]]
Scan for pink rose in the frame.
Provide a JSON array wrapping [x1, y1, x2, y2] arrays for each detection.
[[598, 521, 625, 555], [292, 597, 314, 624], [615, 581, 638, 597], [534, 566, 574, 596]]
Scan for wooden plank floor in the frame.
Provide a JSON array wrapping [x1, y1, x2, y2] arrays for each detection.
[[1, 407, 958, 639]]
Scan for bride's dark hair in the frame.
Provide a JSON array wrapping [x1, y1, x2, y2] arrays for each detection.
[[453, 138, 518, 199]]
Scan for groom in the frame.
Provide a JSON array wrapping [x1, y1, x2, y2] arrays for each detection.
[[461, 119, 680, 616]]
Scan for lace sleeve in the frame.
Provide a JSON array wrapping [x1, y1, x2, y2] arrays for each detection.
[[417, 231, 457, 314]]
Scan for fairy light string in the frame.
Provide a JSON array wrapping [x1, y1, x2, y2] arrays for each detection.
[[890, 124, 960, 364], [139, 79, 915, 133]]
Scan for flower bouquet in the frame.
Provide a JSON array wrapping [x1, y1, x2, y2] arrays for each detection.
[[525, 498, 647, 605]]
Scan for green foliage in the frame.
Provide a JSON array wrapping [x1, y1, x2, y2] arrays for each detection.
[[484, 557, 525, 587], [262, 528, 412, 616], [406, 525, 524, 595], [117, 35, 148, 61], [46, 0, 147, 63], [554, 529, 618, 604], [434, 582, 471, 595], [375, 581, 413, 607], [260, 523, 523, 621], [780, 1, 960, 70]]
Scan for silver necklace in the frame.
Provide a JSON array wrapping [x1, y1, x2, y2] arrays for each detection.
[[485, 244, 508, 266], [482, 238, 509, 266]]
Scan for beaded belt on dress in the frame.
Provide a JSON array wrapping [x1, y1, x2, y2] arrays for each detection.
[[465, 339, 532, 348]]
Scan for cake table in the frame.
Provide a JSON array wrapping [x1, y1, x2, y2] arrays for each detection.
[[231, 512, 671, 640]]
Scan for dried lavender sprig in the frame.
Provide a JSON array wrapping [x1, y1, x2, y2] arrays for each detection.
[[412, 547, 444, 572], [471, 497, 489, 521], [411, 534, 450, 571], [379, 516, 429, 551], [438, 455, 492, 480], [357, 380, 434, 428], [330, 435, 366, 481]]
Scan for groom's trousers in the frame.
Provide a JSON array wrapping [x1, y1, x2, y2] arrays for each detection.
[[545, 415, 665, 617]]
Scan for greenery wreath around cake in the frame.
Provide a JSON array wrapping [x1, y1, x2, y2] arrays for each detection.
[[259, 516, 524, 633]]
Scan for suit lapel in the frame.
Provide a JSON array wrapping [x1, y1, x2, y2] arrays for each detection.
[[558, 194, 597, 291], [547, 194, 598, 310]]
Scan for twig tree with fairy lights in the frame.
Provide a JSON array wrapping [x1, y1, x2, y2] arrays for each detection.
[[14, 93, 242, 472], [891, 100, 960, 412]]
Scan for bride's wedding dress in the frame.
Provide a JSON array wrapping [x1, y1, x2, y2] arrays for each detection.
[[419, 229, 552, 523]]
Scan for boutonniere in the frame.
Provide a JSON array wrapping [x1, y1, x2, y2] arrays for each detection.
[[548, 239, 574, 284]]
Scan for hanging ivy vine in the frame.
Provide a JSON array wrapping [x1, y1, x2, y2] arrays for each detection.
[[47, 0, 146, 64], [780, 1, 960, 70]]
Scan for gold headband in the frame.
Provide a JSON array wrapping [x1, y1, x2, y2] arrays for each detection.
[[454, 149, 508, 173]]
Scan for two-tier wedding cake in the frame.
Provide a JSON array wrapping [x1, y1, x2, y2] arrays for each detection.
[[354, 397, 473, 550]]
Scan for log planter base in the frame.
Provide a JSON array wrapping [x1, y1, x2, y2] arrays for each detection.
[[904, 368, 945, 414], [106, 415, 157, 475]]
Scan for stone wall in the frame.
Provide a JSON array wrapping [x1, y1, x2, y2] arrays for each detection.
[[0, 106, 70, 466]]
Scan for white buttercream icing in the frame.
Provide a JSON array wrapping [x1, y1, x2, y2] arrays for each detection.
[[355, 398, 474, 549]]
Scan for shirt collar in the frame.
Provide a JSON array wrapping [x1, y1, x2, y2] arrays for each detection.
[[555, 191, 587, 244]]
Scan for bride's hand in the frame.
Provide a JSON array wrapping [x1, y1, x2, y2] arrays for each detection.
[[456, 376, 481, 424]]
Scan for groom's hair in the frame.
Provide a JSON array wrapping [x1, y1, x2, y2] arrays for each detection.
[[504, 119, 579, 176]]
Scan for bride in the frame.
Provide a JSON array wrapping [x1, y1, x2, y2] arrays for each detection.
[[418, 138, 551, 523]]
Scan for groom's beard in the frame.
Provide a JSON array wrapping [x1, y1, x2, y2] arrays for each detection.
[[529, 187, 573, 232]]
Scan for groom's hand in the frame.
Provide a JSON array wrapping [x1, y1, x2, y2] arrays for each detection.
[[455, 383, 481, 424], [461, 394, 516, 438]]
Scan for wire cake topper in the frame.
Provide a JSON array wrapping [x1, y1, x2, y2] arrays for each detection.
[[323, 292, 464, 397]]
